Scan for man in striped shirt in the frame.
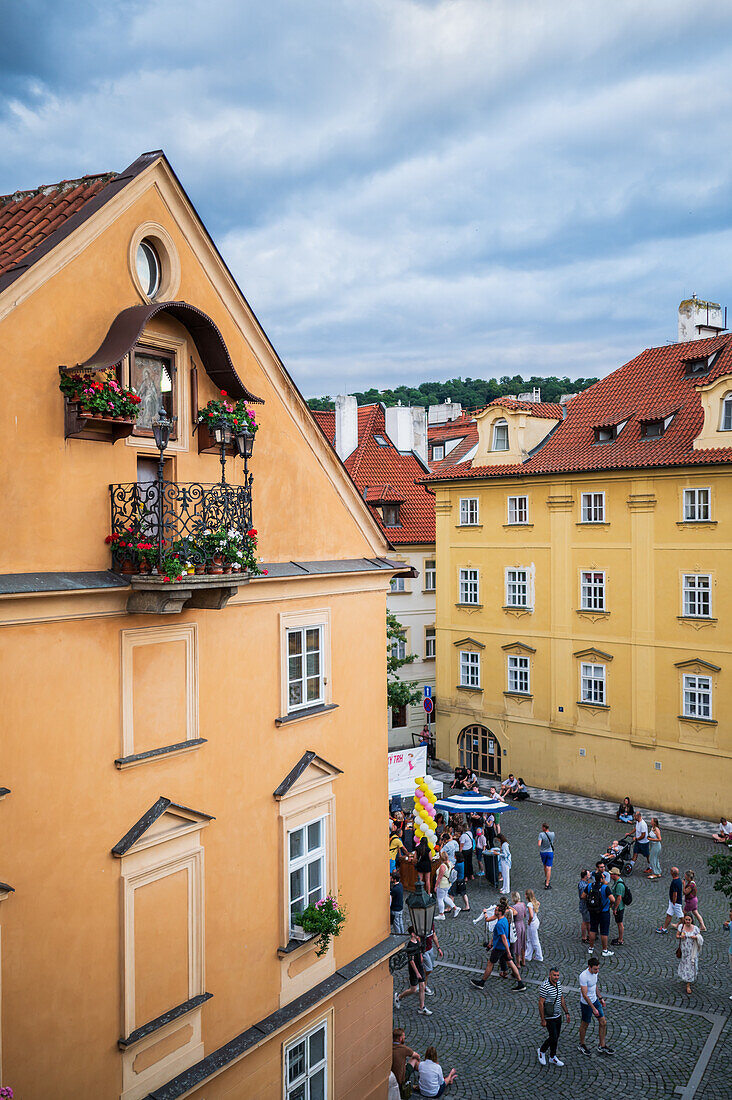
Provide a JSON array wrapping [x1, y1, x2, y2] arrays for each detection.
[[537, 968, 570, 1066]]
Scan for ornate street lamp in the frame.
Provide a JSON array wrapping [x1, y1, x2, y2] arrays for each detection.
[[234, 428, 255, 529], [212, 417, 233, 484], [406, 883, 436, 943], [151, 406, 176, 571]]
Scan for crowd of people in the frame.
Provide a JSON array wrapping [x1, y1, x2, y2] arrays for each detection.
[[388, 780, 731, 1093]]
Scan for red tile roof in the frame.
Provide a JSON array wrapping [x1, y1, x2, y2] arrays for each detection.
[[427, 412, 480, 441], [313, 405, 434, 544], [485, 396, 564, 418], [425, 334, 732, 481], [0, 173, 116, 277], [427, 413, 479, 472]]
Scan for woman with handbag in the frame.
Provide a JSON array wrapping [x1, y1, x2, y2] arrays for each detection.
[[648, 818, 662, 879], [434, 852, 458, 918], [683, 870, 707, 932], [525, 888, 544, 962], [676, 914, 703, 994], [511, 891, 528, 967]]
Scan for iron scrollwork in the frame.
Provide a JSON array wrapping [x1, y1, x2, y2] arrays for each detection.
[[389, 946, 409, 974]]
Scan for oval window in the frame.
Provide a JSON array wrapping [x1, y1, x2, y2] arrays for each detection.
[[136, 240, 160, 298]]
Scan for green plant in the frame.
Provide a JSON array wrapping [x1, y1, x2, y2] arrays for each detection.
[[60, 371, 142, 418], [160, 553, 187, 583], [197, 392, 258, 434], [293, 895, 346, 957], [707, 848, 732, 901], [387, 611, 422, 710]]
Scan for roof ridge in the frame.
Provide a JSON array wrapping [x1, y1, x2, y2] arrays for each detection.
[[349, 404, 382, 479], [0, 171, 118, 207]]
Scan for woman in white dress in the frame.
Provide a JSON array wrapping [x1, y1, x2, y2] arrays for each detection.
[[676, 914, 703, 995], [524, 888, 544, 962], [498, 834, 511, 896]]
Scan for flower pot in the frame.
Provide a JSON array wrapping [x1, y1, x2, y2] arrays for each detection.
[[222, 563, 233, 574], [113, 414, 126, 421], [290, 926, 314, 943], [120, 560, 137, 575], [231, 563, 241, 573], [138, 559, 152, 575], [209, 554, 224, 575], [194, 564, 206, 575], [186, 566, 195, 575]]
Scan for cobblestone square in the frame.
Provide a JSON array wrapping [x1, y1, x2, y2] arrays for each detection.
[[392, 799, 731, 1098]]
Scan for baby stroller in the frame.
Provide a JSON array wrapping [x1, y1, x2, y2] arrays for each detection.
[[603, 837, 634, 876]]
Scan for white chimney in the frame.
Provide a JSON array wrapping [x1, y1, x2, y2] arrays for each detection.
[[410, 406, 428, 464], [427, 401, 463, 425], [334, 394, 358, 461], [678, 296, 726, 342], [385, 405, 414, 453]]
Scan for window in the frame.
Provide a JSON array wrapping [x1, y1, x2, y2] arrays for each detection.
[[390, 575, 406, 593], [458, 725, 501, 777], [492, 420, 509, 451], [507, 654, 530, 694], [131, 347, 177, 438], [288, 817, 326, 931], [505, 568, 530, 609], [580, 570, 606, 611], [459, 568, 479, 604], [459, 498, 479, 525], [391, 704, 408, 728], [287, 627, 324, 712], [459, 650, 481, 688], [382, 504, 401, 527], [722, 394, 732, 431], [374, 434, 389, 446], [424, 559, 436, 591], [581, 492, 605, 523], [640, 419, 665, 438], [683, 488, 711, 521], [285, 1020, 327, 1100], [391, 631, 407, 661], [507, 495, 528, 524], [581, 663, 606, 705], [432, 444, 445, 461], [425, 626, 436, 658], [593, 419, 627, 443], [683, 574, 711, 618], [682, 675, 712, 719], [136, 240, 161, 298]]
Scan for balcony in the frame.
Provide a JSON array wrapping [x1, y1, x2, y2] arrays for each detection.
[[109, 480, 257, 614]]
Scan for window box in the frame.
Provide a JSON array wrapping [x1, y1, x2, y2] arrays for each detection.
[[196, 421, 236, 456], [290, 925, 316, 943], [64, 397, 136, 443]]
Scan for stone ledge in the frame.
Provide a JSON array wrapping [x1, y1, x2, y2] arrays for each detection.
[[124, 573, 251, 614]]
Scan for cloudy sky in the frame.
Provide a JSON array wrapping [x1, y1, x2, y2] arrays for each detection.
[[3, 1, 732, 397]]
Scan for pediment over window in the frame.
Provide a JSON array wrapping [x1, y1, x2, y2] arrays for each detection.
[[453, 637, 485, 650], [501, 641, 536, 655], [674, 657, 721, 673], [111, 796, 214, 857], [573, 647, 613, 662], [273, 751, 343, 801]]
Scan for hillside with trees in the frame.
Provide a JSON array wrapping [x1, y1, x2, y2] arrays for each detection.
[[307, 374, 598, 411]]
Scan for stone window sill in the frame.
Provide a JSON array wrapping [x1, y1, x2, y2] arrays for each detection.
[[576, 521, 610, 527], [504, 691, 533, 699], [423, 655, 436, 662], [676, 520, 717, 528], [576, 609, 610, 617], [503, 523, 534, 529], [678, 714, 717, 726], [422, 588, 436, 594], [389, 589, 411, 595], [118, 992, 213, 1049], [115, 738, 207, 770], [456, 524, 483, 529], [277, 933, 317, 957], [456, 602, 482, 609], [577, 700, 609, 710], [275, 703, 338, 727], [457, 684, 483, 693], [502, 605, 533, 613], [677, 616, 717, 624]]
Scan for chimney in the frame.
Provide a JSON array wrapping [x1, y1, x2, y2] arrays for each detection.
[[385, 405, 415, 453], [334, 394, 358, 461], [410, 406, 428, 464], [678, 296, 726, 342], [427, 400, 463, 425]]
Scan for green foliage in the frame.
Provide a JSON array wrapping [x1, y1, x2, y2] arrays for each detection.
[[707, 848, 732, 900], [307, 375, 597, 412], [387, 611, 422, 709], [293, 895, 347, 957]]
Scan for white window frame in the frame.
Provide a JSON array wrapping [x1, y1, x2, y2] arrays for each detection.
[[280, 609, 331, 718], [581, 491, 605, 523], [459, 568, 479, 605], [424, 559, 436, 592], [287, 626, 324, 713], [459, 650, 481, 688], [682, 574, 712, 618], [432, 443, 445, 461], [683, 487, 711, 522], [284, 1018, 328, 1100], [505, 567, 531, 609], [459, 497, 480, 525], [492, 419, 509, 451], [391, 575, 406, 593], [425, 626, 436, 659], [288, 815, 327, 933], [507, 654, 530, 695], [391, 630, 407, 661], [682, 674, 712, 719], [721, 393, 732, 432], [581, 662, 606, 705], [507, 495, 528, 525], [580, 570, 606, 611]]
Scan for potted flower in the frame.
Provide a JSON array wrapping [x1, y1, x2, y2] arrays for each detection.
[[134, 540, 157, 574], [105, 529, 138, 574], [195, 392, 258, 454], [159, 552, 187, 583], [60, 371, 141, 421], [292, 896, 346, 957], [0, 1085, 14, 1098]]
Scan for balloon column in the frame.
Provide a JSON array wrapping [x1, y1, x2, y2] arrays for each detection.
[[413, 775, 438, 855]]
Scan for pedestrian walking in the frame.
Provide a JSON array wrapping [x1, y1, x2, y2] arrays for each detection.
[[417, 1046, 457, 1097], [676, 914, 704, 995], [538, 822, 555, 889], [577, 870, 591, 943], [390, 871, 405, 934], [475, 828, 487, 875], [441, 829, 459, 865], [609, 869, 627, 946], [421, 924, 443, 997], [537, 967, 570, 1066], [683, 870, 707, 932], [648, 817, 662, 878], [484, 812, 496, 849], [469, 898, 527, 992], [656, 867, 684, 933], [415, 836, 433, 894], [395, 927, 433, 1015], [578, 958, 614, 1056], [525, 888, 544, 962], [625, 811, 651, 872], [434, 852, 458, 918], [459, 826, 475, 881], [511, 891, 527, 967], [498, 833, 512, 895], [586, 870, 615, 956]]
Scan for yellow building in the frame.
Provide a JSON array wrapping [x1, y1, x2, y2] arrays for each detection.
[[429, 323, 732, 820], [0, 152, 399, 1098]]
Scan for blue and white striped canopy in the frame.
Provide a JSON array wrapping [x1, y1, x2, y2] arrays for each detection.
[[434, 792, 515, 814]]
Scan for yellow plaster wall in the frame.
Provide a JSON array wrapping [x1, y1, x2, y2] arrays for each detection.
[[132, 638, 188, 753], [134, 870, 190, 1027], [473, 406, 560, 466]]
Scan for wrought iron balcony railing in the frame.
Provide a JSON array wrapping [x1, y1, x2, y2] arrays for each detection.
[[109, 480, 253, 570]]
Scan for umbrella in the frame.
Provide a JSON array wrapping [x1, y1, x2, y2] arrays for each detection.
[[434, 791, 515, 814]]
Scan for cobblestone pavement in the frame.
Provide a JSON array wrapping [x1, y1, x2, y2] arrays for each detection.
[[392, 799, 731, 1099]]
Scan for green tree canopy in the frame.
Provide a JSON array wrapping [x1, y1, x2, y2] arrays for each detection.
[[387, 611, 422, 710], [307, 375, 597, 412]]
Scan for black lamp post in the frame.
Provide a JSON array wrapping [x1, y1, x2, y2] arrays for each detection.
[[406, 883, 436, 944], [212, 417, 233, 484], [234, 428, 255, 528], [151, 406, 176, 571]]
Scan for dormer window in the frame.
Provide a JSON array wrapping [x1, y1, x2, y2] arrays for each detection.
[[593, 418, 628, 444], [492, 420, 509, 451], [640, 414, 674, 439], [685, 348, 723, 377], [374, 435, 389, 447], [431, 444, 445, 461], [721, 394, 732, 431], [382, 504, 401, 527]]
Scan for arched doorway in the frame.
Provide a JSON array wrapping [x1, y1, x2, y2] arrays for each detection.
[[458, 725, 501, 778]]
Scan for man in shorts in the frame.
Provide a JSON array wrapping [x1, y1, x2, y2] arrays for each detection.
[[626, 811, 651, 872], [656, 867, 684, 933], [586, 870, 615, 957], [538, 823, 555, 890], [578, 957, 614, 1056], [394, 926, 433, 1015], [469, 899, 526, 992], [609, 869, 626, 946]]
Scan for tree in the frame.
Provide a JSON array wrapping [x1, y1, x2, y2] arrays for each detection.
[[307, 374, 597, 412], [707, 848, 732, 901], [387, 611, 422, 711]]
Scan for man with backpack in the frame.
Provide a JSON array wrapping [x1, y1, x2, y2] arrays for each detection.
[[538, 822, 555, 890], [469, 898, 527, 992], [609, 868, 631, 946], [584, 870, 615, 957]]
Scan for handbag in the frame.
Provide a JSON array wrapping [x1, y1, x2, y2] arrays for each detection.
[[509, 915, 518, 944], [675, 945, 682, 959]]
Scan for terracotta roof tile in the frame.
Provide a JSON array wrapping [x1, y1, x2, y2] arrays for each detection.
[[485, 396, 564, 418]]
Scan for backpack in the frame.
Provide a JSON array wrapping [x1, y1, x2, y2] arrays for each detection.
[[449, 866, 458, 884], [587, 881, 604, 915], [622, 883, 633, 906]]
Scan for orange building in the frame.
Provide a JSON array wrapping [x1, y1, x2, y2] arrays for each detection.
[[0, 152, 399, 1099]]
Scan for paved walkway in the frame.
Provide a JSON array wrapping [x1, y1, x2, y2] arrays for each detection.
[[392, 797, 731, 1099]]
